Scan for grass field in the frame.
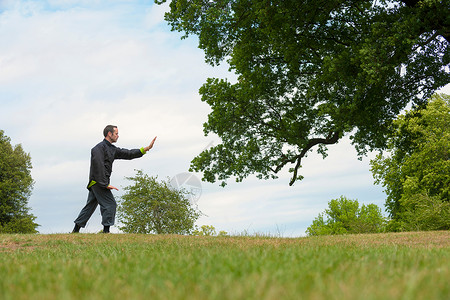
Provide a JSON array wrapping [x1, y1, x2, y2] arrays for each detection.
[[0, 231, 448, 300]]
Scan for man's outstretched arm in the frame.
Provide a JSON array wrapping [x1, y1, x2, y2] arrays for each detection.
[[109, 137, 157, 191]]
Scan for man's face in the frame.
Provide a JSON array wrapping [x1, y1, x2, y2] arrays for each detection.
[[109, 128, 119, 143]]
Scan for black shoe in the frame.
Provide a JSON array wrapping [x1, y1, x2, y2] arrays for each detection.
[[72, 224, 81, 233]]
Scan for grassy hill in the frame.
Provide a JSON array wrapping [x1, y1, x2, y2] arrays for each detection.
[[1, 231, 448, 300]]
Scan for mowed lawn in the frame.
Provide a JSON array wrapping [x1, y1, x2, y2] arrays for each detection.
[[0, 231, 448, 300]]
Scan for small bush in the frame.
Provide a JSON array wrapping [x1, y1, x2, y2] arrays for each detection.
[[117, 170, 201, 234], [306, 196, 386, 236], [192, 225, 228, 236]]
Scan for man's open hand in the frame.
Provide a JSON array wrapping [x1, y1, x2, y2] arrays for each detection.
[[144, 136, 157, 152]]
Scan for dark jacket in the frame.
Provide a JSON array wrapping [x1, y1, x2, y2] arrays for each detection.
[[87, 139, 145, 189]]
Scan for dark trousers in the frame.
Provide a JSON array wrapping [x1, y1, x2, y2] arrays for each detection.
[[74, 184, 117, 227]]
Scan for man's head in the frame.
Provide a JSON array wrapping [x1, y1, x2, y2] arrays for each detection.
[[104, 125, 119, 143]]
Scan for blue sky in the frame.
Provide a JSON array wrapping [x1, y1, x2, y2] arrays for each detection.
[[1, 0, 448, 236]]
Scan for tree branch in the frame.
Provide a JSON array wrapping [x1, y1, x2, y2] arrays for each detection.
[[288, 131, 340, 186], [411, 31, 439, 53], [271, 131, 341, 179]]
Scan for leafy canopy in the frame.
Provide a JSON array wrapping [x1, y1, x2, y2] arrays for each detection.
[[370, 93, 450, 229], [156, 0, 450, 186], [0, 130, 38, 233], [306, 196, 386, 236], [117, 170, 201, 234]]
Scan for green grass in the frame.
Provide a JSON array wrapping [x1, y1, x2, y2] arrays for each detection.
[[1, 231, 449, 300]]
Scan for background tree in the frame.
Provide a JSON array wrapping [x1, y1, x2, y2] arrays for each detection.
[[192, 224, 229, 236], [155, 0, 449, 186], [306, 196, 386, 236], [117, 170, 201, 234], [370, 93, 450, 231], [0, 130, 38, 233]]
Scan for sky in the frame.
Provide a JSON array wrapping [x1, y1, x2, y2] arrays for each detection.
[[1, 0, 449, 236]]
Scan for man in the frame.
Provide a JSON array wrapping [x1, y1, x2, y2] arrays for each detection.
[[72, 125, 157, 233]]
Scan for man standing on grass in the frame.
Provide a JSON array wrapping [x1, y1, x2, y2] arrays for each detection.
[[72, 125, 157, 233]]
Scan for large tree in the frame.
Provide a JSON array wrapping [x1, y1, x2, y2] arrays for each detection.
[[156, 0, 449, 186], [0, 130, 38, 233], [370, 93, 450, 230]]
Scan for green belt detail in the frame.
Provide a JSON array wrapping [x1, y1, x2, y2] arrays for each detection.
[[88, 180, 97, 188]]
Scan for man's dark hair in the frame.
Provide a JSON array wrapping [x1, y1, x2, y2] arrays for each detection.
[[103, 125, 117, 137]]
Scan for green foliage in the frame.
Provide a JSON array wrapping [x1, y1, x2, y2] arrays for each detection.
[[396, 193, 450, 231], [156, 0, 449, 186], [370, 94, 450, 227], [0, 130, 38, 233], [117, 170, 201, 234], [0, 215, 39, 234], [192, 224, 216, 236], [306, 196, 386, 236], [192, 224, 229, 236]]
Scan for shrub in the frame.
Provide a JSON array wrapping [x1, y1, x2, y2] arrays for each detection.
[[117, 170, 201, 234], [306, 196, 386, 236]]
